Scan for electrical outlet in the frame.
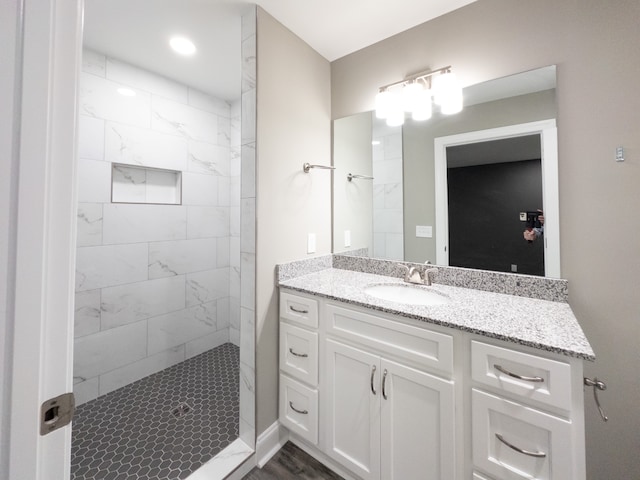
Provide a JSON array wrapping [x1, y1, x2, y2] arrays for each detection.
[[519, 212, 527, 221], [511, 264, 518, 272], [307, 233, 316, 254]]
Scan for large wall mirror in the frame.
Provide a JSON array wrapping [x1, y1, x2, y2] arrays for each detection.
[[333, 66, 561, 278]]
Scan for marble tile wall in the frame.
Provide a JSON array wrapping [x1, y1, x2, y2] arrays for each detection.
[[74, 50, 240, 405], [372, 123, 404, 260]]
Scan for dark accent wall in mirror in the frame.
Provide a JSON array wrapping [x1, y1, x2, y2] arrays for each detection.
[[332, 66, 560, 277]]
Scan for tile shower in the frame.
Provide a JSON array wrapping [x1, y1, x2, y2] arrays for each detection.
[[73, 48, 241, 405], [71, 5, 257, 474]]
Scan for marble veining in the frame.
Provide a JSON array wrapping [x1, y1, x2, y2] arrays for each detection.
[[278, 266, 593, 360]]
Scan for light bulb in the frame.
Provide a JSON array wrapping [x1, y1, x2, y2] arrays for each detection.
[[386, 107, 405, 127], [375, 90, 391, 119], [117, 87, 136, 97], [402, 82, 423, 113], [432, 71, 458, 106], [440, 92, 463, 114], [411, 89, 432, 121], [170, 36, 196, 56]]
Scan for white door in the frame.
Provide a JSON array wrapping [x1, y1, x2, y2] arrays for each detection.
[[324, 339, 381, 480], [8, 0, 82, 478], [380, 359, 456, 480]]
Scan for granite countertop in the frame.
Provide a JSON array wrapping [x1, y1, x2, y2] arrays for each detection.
[[279, 268, 594, 360]]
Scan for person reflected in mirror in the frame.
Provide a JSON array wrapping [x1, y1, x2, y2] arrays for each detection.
[[523, 209, 544, 242]]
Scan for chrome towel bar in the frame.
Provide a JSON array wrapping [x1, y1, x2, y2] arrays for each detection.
[[303, 162, 335, 173]]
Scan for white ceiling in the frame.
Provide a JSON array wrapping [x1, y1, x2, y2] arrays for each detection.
[[83, 0, 477, 101]]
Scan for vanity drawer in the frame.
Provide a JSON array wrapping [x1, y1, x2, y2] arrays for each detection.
[[280, 291, 319, 329], [472, 389, 573, 480], [279, 374, 318, 445], [471, 341, 572, 411], [325, 303, 453, 376], [280, 322, 318, 386]]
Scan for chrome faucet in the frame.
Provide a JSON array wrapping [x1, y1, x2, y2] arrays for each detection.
[[404, 266, 423, 284], [402, 265, 439, 286]]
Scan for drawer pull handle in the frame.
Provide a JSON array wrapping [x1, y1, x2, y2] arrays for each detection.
[[289, 401, 308, 415], [289, 305, 309, 314], [370, 365, 377, 395], [289, 348, 308, 358], [494, 364, 544, 383], [495, 433, 546, 458], [382, 369, 388, 400]]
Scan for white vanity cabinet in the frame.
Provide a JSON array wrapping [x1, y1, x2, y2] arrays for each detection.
[[469, 340, 585, 480], [278, 291, 320, 444], [277, 287, 587, 480]]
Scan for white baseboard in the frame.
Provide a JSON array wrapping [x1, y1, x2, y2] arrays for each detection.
[[255, 421, 289, 468]]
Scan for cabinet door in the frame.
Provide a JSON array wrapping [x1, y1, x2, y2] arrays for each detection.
[[380, 359, 455, 480], [324, 339, 381, 480]]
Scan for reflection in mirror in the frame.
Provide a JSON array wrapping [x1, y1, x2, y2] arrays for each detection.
[[333, 66, 559, 277], [447, 135, 543, 275]]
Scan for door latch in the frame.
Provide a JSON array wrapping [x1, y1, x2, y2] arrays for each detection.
[[40, 393, 75, 435]]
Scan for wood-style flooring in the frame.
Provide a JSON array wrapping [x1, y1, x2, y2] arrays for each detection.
[[242, 442, 344, 480]]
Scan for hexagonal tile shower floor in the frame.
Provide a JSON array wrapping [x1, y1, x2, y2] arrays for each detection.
[[71, 343, 239, 480]]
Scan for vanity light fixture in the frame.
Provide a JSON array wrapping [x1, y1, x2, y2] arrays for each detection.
[[375, 66, 463, 126], [169, 36, 197, 56]]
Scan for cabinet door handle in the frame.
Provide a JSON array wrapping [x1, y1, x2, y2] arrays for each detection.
[[370, 365, 377, 395], [289, 348, 308, 358], [289, 305, 309, 314], [289, 401, 308, 415], [494, 364, 544, 383], [382, 369, 388, 400], [495, 433, 546, 458]]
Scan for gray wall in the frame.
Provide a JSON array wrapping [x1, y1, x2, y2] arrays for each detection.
[[403, 89, 555, 263], [331, 0, 640, 478], [255, 8, 331, 434]]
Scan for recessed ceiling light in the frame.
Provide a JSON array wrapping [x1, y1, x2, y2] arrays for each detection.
[[117, 87, 136, 97], [372, 140, 381, 146], [170, 36, 196, 56]]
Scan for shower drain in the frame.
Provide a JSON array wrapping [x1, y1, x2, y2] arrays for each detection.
[[171, 402, 192, 418]]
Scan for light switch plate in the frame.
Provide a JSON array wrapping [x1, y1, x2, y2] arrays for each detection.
[[307, 233, 316, 254], [344, 230, 351, 247], [416, 225, 433, 238]]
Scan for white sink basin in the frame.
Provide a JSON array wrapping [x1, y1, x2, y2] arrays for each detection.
[[364, 283, 450, 306]]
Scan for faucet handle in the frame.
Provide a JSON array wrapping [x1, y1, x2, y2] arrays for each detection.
[[424, 267, 439, 286], [404, 266, 424, 284]]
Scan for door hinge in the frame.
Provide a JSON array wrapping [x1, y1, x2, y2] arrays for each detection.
[[40, 392, 75, 436]]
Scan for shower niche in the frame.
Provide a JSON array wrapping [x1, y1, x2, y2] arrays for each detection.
[[111, 164, 182, 205]]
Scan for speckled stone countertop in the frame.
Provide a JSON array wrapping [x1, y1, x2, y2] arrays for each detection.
[[279, 268, 594, 361]]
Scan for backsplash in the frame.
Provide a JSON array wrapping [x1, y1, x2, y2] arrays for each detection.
[[278, 253, 568, 302]]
